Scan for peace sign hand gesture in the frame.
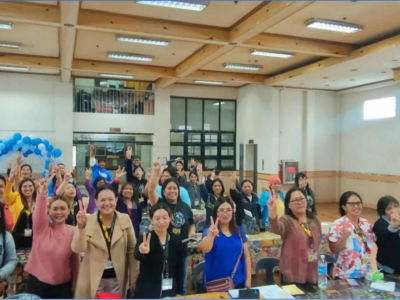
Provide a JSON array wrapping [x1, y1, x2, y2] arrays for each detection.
[[64, 171, 72, 183], [77, 201, 88, 229], [139, 233, 151, 254], [38, 171, 55, 195], [153, 161, 161, 175], [85, 168, 92, 180], [8, 164, 20, 183], [267, 189, 278, 219], [115, 165, 126, 180], [126, 147, 133, 159], [209, 216, 219, 238]]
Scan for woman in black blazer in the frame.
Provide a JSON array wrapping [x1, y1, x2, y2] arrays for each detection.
[[134, 202, 185, 298]]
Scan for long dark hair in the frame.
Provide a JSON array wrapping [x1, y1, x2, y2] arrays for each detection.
[[284, 187, 315, 220], [18, 178, 37, 210], [0, 202, 7, 266], [161, 178, 182, 202], [212, 196, 239, 235], [120, 182, 139, 204], [93, 176, 106, 189], [212, 178, 225, 196], [339, 191, 363, 216], [295, 173, 310, 190]]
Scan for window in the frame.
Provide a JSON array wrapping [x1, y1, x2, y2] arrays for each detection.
[[364, 97, 396, 120], [170, 97, 236, 170]]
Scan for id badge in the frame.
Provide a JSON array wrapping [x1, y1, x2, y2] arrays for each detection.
[[308, 250, 317, 262], [172, 228, 181, 235], [362, 256, 371, 265], [105, 260, 114, 269], [194, 200, 199, 207], [139, 197, 144, 203], [24, 229, 32, 237], [162, 278, 173, 291]]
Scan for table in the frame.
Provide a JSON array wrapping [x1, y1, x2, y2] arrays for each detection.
[[188, 223, 331, 283], [178, 292, 230, 299]]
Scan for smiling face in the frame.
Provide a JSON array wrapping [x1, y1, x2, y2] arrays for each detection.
[[288, 190, 307, 215], [134, 167, 144, 179], [98, 160, 106, 169], [176, 163, 183, 171], [21, 166, 32, 178], [96, 189, 116, 215], [58, 164, 66, 175], [190, 173, 198, 185], [163, 181, 179, 203], [242, 182, 253, 196], [21, 181, 35, 198], [133, 158, 141, 167], [122, 184, 134, 199], [270, 181, 281, 192], [216, 202, 233, 225], [49, 200, 69, 224], [213, 182, 222, 196], [342, 195, 363, 219], [161, 171, 172, 184], [152, 209, 171, 233]]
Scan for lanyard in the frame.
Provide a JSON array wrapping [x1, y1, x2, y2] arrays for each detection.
[[161, 234, 170, 278], [355, 225, 370, 253], [299, 219, 314, 249], [99, 213, 117, 258]]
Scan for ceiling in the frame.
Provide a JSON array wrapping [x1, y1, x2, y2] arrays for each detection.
[[0, 1, 399, 90]]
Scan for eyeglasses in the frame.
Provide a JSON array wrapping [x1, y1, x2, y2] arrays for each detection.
[[217, 209, 233, 214], [347, 201, 363, 207], [290, 197, 306, 204]]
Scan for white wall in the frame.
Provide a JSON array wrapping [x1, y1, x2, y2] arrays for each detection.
[[170, 83, 238, 99], [0, 73, 73, 172]]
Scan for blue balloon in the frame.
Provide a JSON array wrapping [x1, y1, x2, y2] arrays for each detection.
[[23, 152, 29, 158], [53, 149, 62, 158], [6, 144, 11, 151], [31, 139, 38, 146], [22, 136, 32, 145], [34, 148, 41, 155], [46, 144, 54, 152], [43, 140, 50, 146], [13, 133, 22, 141], [26, 150, 32, 155], [0, 143, 5, 150], [2, 149, 8, 155], [47, 151, 54, 158], [8, 138, 16, 146]]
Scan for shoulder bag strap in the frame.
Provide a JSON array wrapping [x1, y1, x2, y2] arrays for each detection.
[[231, 231, 244, 279]]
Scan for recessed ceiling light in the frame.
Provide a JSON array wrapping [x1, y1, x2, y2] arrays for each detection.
[[299, 83, 305, 85], [381, 71, 387, 74], [0, 65, 29, 71], [213, 102, 226, 106], [351, 69, 358, 71], [117, 35, 170, 46], [392, 59, 398, 62], [0, 21, 13, 30], [350, 79, 355, 81], [325, 85, 330, 87], [223, 63, 262, 71], [136, 1, 209, 11], [305, 18, 363, 33], [0, 42, 21, 49], [323, 77, 328, 79], [108, 52, 154, 62], [250, 49, 294, 58], [99, 73, 134, 79], [194, 80, 224, 85]]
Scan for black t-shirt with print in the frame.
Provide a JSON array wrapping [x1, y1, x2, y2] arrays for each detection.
[[158, 198, 194, 256]]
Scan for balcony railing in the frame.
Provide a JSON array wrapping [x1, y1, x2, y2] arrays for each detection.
[[74, 85, 154, 115]]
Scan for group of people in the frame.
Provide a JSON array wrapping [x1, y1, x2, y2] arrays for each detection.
[[0, 149, 399, 299]]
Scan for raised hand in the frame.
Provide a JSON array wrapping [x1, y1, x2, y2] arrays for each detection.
[[196, 163, 203, 176], [8, 164, 20, 183], [231, 171, 237, 184], [342, 222, 351, 240], [16, 153, 24, 166], [64, 171, 72, 183], [209, 217, 219, 238], [147, 168, 152, 179], [89, 144, 95, 158], [85, 168, 92, 180], [116, 165, 126, 179], [38, 171, 55, 195], [191, 158, 196, 167], [77, 201, 88, 229], [153, 161, 161, 175], [139, 233, 151, 254], [262, 181, 270, 192], [126, 147, 133, 159], [267, 189, 278, 218]]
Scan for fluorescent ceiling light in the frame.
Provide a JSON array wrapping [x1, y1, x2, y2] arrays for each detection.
[[0, 21, 13, 29], [305, 18, 363, 33], [136, 1, 209, 11], [99, 73, 134, 79], [0, 65, 29, 71], [0, 42, 21, 49], [213, 102, 225, 106], [195, 80, 223, 85], [100, 81, 107, 86], [250, 49, 294, 58], [223, 63, 262, 71], [108, 52, 154, 62], [117, 35, 170, 46]]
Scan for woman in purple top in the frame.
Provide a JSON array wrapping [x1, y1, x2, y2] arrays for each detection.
[[84, 168, 107, 214]]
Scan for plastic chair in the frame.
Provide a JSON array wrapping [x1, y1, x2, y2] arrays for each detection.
[[196, 221, 206, 233], [255, 258, 280, 285], [192, 261, 207, 294]]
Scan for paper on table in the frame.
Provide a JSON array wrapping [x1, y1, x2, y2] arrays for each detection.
[[321, 222, 330, 225], [371, 281, 395, 292], [228, 285, 294, 299], [282, 285, 305, 295]]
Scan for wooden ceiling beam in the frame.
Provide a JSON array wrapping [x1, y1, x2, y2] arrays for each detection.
[[0, 53, 60, 69], [185, 70, 267, 84], [60, 1, 80, 83], [265, 34, 400, 85], [394, 68, 400, 81], [0, 2, 60, 26], [243, 33, 357, 57]]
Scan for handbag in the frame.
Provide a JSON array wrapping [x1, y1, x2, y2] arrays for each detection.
[[205, 234, 244, 292]]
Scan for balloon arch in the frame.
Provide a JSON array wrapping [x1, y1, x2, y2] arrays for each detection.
[[0, 133, 62, 170]]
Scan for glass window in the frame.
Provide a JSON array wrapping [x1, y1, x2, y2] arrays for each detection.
[[171, 98, 186, 129], [221, 101, 235, 131], [221, 146, 234, 156], [187, 158, 201, 170], [187, 99, 203, 130], [171, 146, 184, 156], [221, 159, 234, 169], [188, 146, 201, 156], [188, 133, 201, 143], [204, 100, 219, 131], [221, 133, 234, 143], [170, 132, 184, 143], [205, 159, 218, 170], [106, 142, 115, 155], [205, 146, 218, 156], [95, 143, 106, 156], [364, 97, 396, 120], [205, 133, 218, 143], [115, 143, 125, 156]]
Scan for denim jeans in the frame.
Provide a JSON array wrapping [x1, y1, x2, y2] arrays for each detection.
[[182, 256, 189, 296]]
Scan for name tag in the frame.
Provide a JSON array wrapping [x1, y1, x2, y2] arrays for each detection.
[[105, 260, 114, 269], [194, 200, 199, 206], [139, 197, 144, 203], [162, 278, 173, 291], [308, 250, 317, 262], [24, 229, 32, 237], [363, 256, 371, 265], [172, 228, 181, 235]]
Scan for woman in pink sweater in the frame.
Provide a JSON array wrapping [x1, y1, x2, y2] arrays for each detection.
[[25, 173, 80, 299]]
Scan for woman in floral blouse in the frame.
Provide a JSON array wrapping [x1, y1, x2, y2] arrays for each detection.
[[328, 191, 375, 279]]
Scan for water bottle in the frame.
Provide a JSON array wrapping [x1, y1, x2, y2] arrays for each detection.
[[265, 218, 269, 232], [318, 255, 328, 290]]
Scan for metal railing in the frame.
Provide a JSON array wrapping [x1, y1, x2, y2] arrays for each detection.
[[73, 85, 154, 115]]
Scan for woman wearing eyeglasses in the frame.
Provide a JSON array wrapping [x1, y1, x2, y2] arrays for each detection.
[[328, 191, 374, 279], [200, 197, 251, 290], [268, 187, 321, 284]]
